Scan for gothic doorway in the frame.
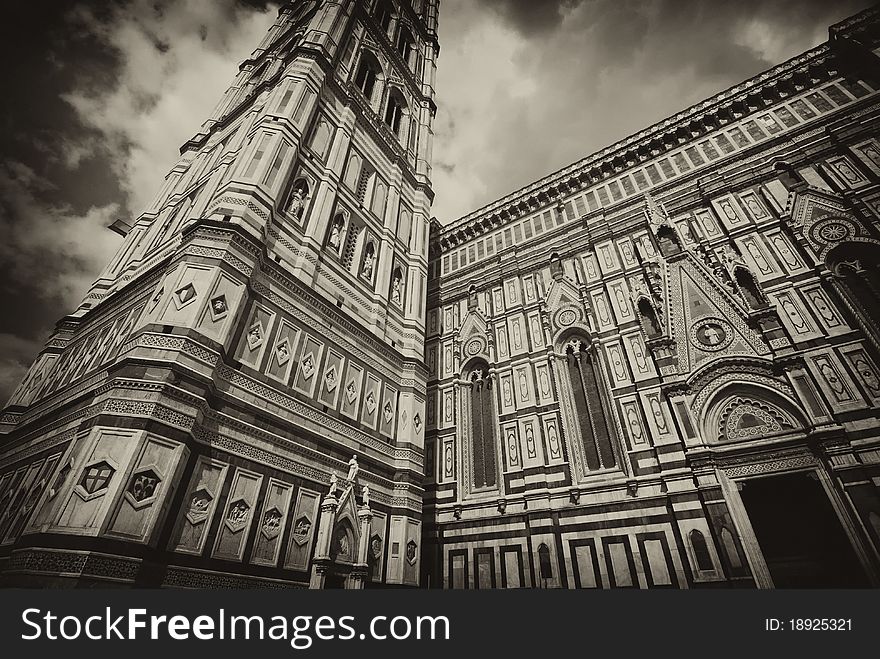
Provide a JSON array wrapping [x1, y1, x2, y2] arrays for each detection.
[[737, 471, 869, 587]]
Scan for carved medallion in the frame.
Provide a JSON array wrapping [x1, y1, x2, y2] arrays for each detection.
[[690, 317, 733, 352]]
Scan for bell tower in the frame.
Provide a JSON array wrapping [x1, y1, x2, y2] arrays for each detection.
[[0, 0, 440, 589]]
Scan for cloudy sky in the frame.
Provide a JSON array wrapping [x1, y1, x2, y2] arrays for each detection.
[[0, 0, 870, 401]]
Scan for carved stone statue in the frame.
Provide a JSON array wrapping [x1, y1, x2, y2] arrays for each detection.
[[347, 455, 359, 482], [361, 246, 375, 280], [362, 484, 371, 508], [329, 471, 339, 497], [391, 273, 402, 305], [328, 217, 344, 251], [287, 183, 307, 218]]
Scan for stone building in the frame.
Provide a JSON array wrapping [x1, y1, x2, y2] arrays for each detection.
[[1, 1, 880, 591], [422, 8, 880, 588], [0, 0, 439, 588]]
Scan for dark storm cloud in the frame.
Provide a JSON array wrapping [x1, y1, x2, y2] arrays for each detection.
[[0, 0, 874, 403], [431, 0, 871, 222], [481, 0, 586, 36], [0, 0, 280, 402]]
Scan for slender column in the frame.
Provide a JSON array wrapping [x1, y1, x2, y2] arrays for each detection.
[[309, 493, 340, 589]]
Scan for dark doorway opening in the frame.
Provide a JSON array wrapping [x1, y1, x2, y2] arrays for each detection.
[[324, 572, 347, 589], [738, 471, 869, 588]]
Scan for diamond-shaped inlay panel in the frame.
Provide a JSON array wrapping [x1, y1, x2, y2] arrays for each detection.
[[324, 365, 338, 392], [383, 401, 394, 423], [292, 515, 312, 545], [261, 507, 283, 539], [413, 413, 422, 433], [365, 391, 377, 415], [246, 322, 264, 350], [301, 353, 316, 380], [186, 488, 213, 525], [173, 283, 197, 310], [79, 461, 115, 495], [406, 539, 418, 565], [275, 338, 292, 366], [127, 468, 161, 503], [345, 380, 358, 404], [225, 498, 251, 532], [148, 287, 164, 313], [209, 295, 228, 321]]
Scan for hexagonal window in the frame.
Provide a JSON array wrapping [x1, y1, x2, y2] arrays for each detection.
[[79, 461, 115, 495], [186, 487, 213, 524], [261, 507, 283, 539], [225, 498, 251, 531], [128, 469, 161, 503], [292, 515, 312, 544]]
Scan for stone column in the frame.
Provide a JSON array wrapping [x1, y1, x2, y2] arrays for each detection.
[[309, 493, 339, 589], [347, 506, 373, 590]]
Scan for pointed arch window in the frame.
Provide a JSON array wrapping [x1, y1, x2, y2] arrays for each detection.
[[354, 56, 379, 101], [656, 225, 681, 258], [538, 543, 553, 581], [689, 529, 713, 571], [384, 94, 405, 136], [734, 267, 767, 309], [395, 27, 414, 61], [637, 298, 662, 338], [565, 339, 617, 472], [374, 0, 393, 33], [467, 361, 497, 490]]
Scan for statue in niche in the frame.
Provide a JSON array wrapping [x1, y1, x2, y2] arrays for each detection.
[[336, 531, 351, 559], [328, 216, 344, 251], [287, 182, 308, 218], [391, 271, 402, 305], [347, 455, 359, 482], [361, 244, 375, 280]]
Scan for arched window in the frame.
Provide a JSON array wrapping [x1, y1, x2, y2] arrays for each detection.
[[565, 339, 617, 472], [637, 298, 662, 338], [374, 0, 393, 33], [689, 529, 713, 571], [467, 361, 497, 489], [384, 94, 405, 136], [826, 240, 880, 337], [395, 26, 414, 61], [734, 267, 766, 309], [538, 543, 553, 581], [656, 225, 681, 258], [354, 54, 380, 101], [549, 253, 564, 279]]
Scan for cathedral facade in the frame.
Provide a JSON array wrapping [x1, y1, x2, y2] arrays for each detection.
[[422, 8, 880, 588], [1, 1, 880, 590]]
